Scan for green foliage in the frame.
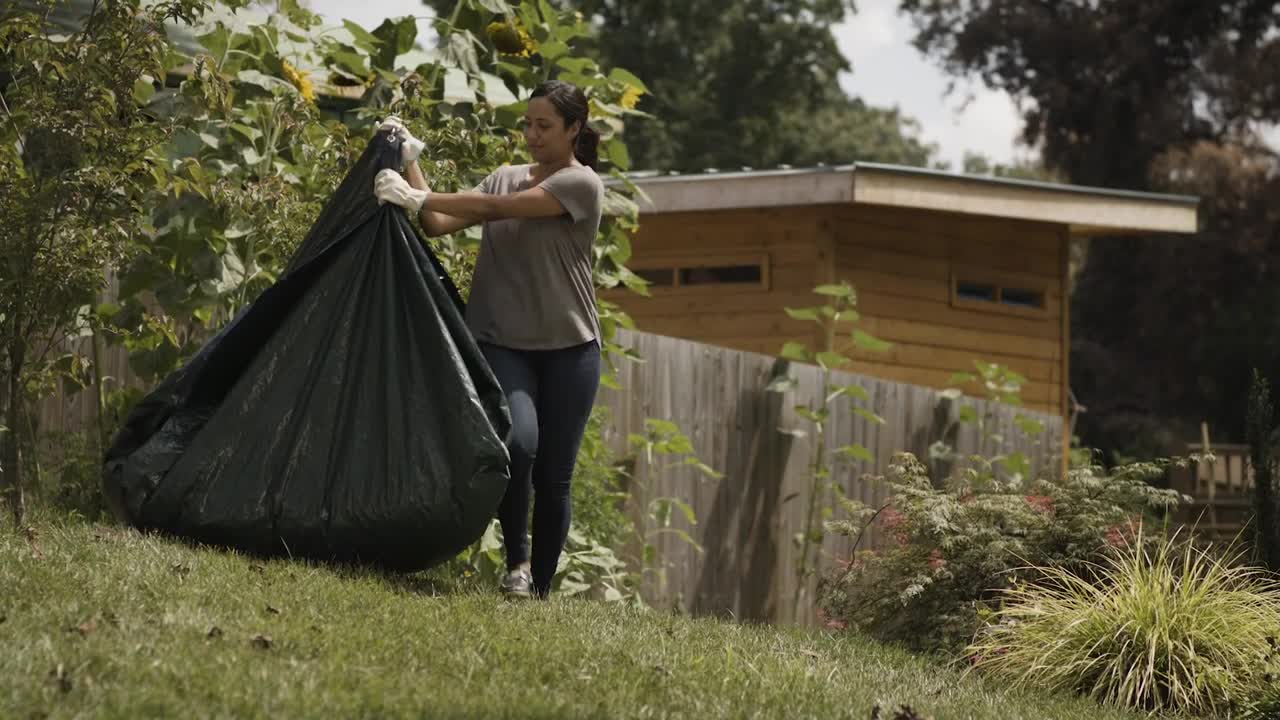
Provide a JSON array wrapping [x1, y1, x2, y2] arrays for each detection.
[[966, 527, 1280, 717], [478, 0, 941, 172], [32, 431, 106, 521], [1248, 369, 1280, 571], [625, 417, 720, 602], [775, 281, 890, 621], [104, 3, 364, 383], [930, 360, 1048, 486], [0, 0, 216, 522], [1243, 646, 1280, 720], [571, 406, 630, 549], [817, 452, 1193, 654]]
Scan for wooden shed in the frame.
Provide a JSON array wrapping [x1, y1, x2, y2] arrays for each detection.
[[603, 163, 1200, 421]]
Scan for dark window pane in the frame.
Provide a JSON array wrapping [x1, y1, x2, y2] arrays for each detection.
[[1001, 288, 1044, 308], [956, 281, 996, 302], [679, 265, 762, 285], [636, 268, 674, 286]]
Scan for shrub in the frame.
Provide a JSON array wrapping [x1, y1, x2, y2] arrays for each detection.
[[571, 406, 630, 550], [817, 452, 1190, 653], [965, 527, 1280, 717]]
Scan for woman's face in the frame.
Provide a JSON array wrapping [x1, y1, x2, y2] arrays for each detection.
[[523, 97, 579, 164]]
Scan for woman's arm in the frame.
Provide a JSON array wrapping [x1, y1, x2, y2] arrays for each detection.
[[424, 186, 568, 223], [403, 162, 482, 238]]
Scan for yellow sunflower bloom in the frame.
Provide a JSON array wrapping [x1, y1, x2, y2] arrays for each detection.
[[620, 85, 643, 110], [281, 60, 316, 104], [486, 20, 538, 57]]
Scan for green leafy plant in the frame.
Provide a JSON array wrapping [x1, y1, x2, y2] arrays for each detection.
[[774, 282, 891, 621], [966, 526, 1280, 717], [624, 418, 721, 605], [817, 451, 1194, 653], [931, 360, 1047, 486], [571, 406, 630, 548], [1241, 638, 1280, 720], [0, 0, 214, 525]]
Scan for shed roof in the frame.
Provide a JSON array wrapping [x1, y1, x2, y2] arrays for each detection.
[[613, 163, 1201, 236]]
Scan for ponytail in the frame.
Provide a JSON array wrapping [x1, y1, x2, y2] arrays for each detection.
[[575, 123, 600, 170]]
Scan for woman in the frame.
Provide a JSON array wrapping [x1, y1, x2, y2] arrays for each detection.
[[373, 80, 605, 600]]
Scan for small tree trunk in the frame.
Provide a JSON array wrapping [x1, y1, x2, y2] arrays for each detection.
[[90, 328, 107, 451], [3, 344, 25, 529], [1247, 370, 1277, 570]]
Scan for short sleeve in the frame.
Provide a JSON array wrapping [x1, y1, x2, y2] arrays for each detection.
[[472, 168, 500, 194], [539, 167, 602, 223]]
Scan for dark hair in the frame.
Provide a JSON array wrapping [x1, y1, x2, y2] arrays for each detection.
[[530, 80, 599, 170]]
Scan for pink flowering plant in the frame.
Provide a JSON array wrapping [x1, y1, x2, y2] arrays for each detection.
[[816, 451, 1195, 654]]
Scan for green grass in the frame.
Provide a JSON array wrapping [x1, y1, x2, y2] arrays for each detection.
[[1, 511, 1154, 720]]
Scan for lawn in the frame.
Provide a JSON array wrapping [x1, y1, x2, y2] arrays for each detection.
[[1, 512, 1154, 720]]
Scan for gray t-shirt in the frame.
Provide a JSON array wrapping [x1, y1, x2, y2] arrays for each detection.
[[465, 163, 604, 350]]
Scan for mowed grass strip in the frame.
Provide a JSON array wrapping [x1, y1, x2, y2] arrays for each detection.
[[0, 513, 1153, 719]]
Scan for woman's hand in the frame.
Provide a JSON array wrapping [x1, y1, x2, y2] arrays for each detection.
[[374, 169, 429, 213], [375, 115, 425, 170]]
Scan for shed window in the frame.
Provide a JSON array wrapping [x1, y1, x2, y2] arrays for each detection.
[[951, 271, 1048, 316], [956, 281, 997, 303], [635, 267, 675, 287], [679, 264, 762, 285], [1000, 287, 1045, 309], [619, 254, 770, 293]]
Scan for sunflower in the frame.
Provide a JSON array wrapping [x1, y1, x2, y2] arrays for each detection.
[[486, 19, 537, 57], [620, 85, 643, 110], [281, 60, 316, 103]]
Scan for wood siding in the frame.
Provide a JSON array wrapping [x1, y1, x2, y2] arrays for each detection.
[[607, 204, 1069, 418], [830, 204, 1067, 416], [602, 207, 830, 357]]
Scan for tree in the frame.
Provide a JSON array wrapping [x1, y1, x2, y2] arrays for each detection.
[[423, 0, 939, 171], [898, 0, 1279, 189], [1247, 369, 1279, 571], [0, 0, 211, 526], [897, 0, 1280, 459]]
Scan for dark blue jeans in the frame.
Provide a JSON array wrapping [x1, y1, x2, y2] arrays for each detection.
[[479, 339, 601, 597]]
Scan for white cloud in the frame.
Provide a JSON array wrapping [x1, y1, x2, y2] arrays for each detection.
[[832, 0, 1026, 170]]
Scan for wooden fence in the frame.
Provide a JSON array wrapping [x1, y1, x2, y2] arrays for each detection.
[[596, 329, 1063, 626]]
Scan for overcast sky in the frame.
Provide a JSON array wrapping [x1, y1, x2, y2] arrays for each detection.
[[300, 0, 1275, 172]]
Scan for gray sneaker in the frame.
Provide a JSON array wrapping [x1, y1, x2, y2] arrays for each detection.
[[500, 567, 533, 599]]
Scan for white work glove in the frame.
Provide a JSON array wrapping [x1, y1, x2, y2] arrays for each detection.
[[375, 114, 424, 169], [374, 168, 429, 214], [376, 115, 405, 133]]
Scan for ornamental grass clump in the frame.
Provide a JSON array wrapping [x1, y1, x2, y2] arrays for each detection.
[[966, 526, 1280, 717]]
